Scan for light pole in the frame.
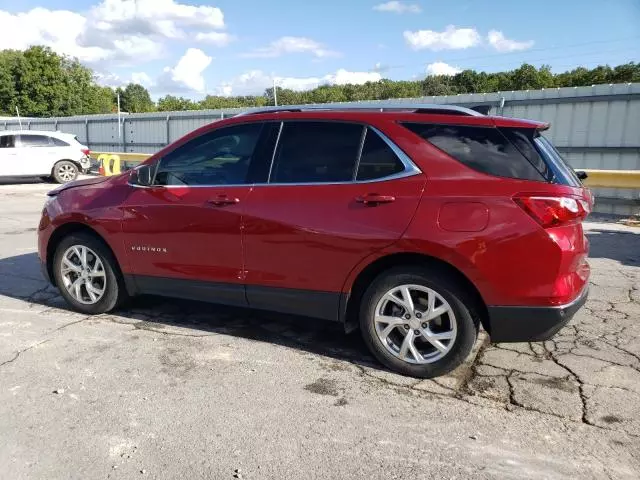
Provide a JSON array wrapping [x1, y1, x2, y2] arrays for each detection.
[[273, 77, 278, 107]]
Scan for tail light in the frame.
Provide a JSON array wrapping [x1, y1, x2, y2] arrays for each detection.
[[82, 148, 91, 156], [514, 195, 590, 228]]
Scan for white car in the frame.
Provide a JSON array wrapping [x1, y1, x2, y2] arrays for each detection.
[[0, 130, 92, 183]]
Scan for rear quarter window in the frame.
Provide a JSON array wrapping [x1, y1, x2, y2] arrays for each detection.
[[403, 123, 544, 182], [51, 137, 70, 147]]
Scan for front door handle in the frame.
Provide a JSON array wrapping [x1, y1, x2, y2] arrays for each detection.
[[355, 193, 396, 206], [207, 195, 240, 206]]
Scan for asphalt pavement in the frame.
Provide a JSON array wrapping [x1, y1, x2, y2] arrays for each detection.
[[0, 178, 639, 479]]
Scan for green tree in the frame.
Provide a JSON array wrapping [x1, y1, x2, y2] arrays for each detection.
[[118, 83, 154, 113], [157, 95, 196, 111]]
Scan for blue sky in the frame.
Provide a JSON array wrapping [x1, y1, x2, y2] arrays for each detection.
[[0, 0, 638, 98]]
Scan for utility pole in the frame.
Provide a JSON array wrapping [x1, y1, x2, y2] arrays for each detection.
[[273, 77, 278, 107], [117, 92, 122, 139], [15, 106, 22, 129]]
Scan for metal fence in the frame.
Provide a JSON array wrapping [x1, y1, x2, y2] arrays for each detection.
[[2, 82, 639, 215]]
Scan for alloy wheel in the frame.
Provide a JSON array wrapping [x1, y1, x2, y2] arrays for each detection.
[[60, 245, 106, 305], [57, 164, 76, 182], [373, 284, 457, 364]]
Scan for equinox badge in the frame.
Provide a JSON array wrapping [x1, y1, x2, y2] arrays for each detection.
[[131, 246, 168, 253]]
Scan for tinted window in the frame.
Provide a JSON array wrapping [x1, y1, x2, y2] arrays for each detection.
[[19, 135, 52, 147], [51, 137, 70, 147], [154, 123, 263, 186], [403, 123, 544, 181], [534, 135, 582, 187], [270, 122, 363, 183], [0, 135, 14, 148], [356, 128, 404, 181]]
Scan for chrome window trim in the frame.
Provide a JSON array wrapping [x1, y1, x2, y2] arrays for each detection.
[[128, 122, 422, 189], [352, 126, 368, 181], [266, 122, 283, 183]]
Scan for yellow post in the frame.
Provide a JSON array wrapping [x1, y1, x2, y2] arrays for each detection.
[[97, 154, 121, 176]]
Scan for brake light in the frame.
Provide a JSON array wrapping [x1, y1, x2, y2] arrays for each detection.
[[82, 148, 91, 156], [514, 195, 590, 228]]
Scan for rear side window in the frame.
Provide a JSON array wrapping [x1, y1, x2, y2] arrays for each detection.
[[51, 137, 70, 147], [0, 135, 14, 148], [356, 128, 404, 181], [19, 135, 52, 147], [403, 123, 544, 182], [270, 122, 363, 183]]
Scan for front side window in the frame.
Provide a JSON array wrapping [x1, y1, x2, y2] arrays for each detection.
[[270, 122, 364, 183], [0, 135, 15, 148], [19, 135, 52, 147], [154, 123, 263, 186]]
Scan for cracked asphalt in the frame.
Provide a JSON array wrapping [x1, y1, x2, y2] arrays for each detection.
[[1, 179, 639, 479]]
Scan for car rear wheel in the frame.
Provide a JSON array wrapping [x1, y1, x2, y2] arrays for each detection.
[[359, 267, 478, 378], [52, 233, 126, 314], [52, 160, 79, 183]]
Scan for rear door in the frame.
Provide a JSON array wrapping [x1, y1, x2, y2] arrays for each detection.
[[119, 122, 274, 306], [242, 121, 426, 320], [17, 134, 58, 175]]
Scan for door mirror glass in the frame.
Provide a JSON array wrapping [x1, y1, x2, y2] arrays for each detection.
[[132, 164, 153, 186]]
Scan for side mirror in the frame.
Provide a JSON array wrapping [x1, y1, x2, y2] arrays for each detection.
[[131, 164, 153, 187], [576, 170, 588, 181]]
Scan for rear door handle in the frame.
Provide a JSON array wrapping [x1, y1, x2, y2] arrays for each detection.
[[355, 194, 396, 206], [207, 195, 240, 206]]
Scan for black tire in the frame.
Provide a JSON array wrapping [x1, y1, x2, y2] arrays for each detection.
[[52, 233, 127, 314], [359, 267, 478, 378], [52, 160, 79, 184]]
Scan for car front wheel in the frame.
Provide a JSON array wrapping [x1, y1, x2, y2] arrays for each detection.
[[359, 267, 478, 378], [52, 233, 126, 314], [52, 160, 79, 183]]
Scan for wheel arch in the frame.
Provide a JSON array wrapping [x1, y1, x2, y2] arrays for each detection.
[[51, 159, 82, 175], [341, 252, 489, 334], [46, 222, 126, 290]]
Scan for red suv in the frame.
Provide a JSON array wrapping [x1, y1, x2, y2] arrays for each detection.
[[37, 105, 592, 378]]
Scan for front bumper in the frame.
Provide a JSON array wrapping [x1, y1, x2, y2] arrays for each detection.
[[486, 286, 589, 343], [40, 256, 53, 285]]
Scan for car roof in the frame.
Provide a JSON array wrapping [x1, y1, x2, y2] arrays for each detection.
[[234, 104, 548, 129], [0, 130, 77, 139]]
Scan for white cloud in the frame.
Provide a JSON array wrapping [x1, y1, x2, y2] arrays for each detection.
[[195, 32, 234, 46], [0, 1, 227, 67], [404, 25, 481, 51], [426, 62, 461, 76], [158, 48, 212, 93], [131, 72, 154, 87], [487, 30, 534, 52], [373, 1, 421, 14], [243, 36, 340, 58], [218, 69, 382, 96]]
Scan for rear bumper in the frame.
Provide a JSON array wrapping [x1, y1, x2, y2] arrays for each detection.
[[486, 286, 589, 343]]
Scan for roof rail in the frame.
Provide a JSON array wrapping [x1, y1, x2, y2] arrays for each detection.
[[238, 103, 484, 117]]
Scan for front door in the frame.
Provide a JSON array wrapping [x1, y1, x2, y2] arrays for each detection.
[[120, 121, 271, 307], [242, 121, 425, 320]]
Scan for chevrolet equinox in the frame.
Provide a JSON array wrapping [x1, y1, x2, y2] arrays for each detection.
[[38, 105, 592, 378]]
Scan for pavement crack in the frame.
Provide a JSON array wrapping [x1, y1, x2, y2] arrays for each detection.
[[0, 339, 51, 369]]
